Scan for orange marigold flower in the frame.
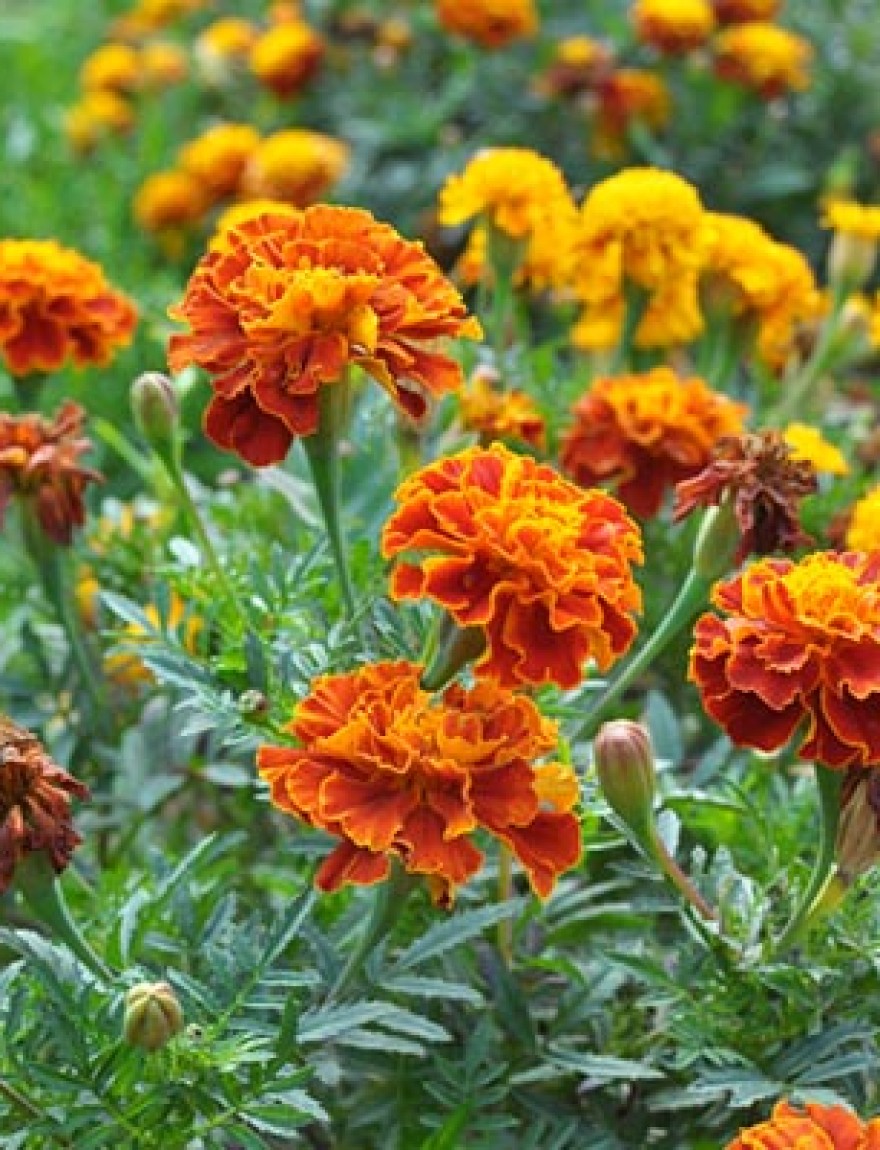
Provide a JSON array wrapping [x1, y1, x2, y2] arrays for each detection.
[[382, 443, 643, 690], [725, 1100, 880, 1149], [177, 123, 262, 202], [0, 715, 89, 894], [0, 239, 137, 377], [713, 0, 781, 24], [0, 403, 102, 545], [534, 35, 614, 99], [435, 0, 538, 50], [79, 43, 141, 94], [249, 21, 324, 98], [713, 22, 812, 98], [168, 205, 481, 466], [593, 69, 671, 161], [690, 551, 880, 768], [673, 429, 817, 563], [561, 367, 747, 518], [459, 368, 545, 449], [240, 129, 349, 207], [133, 170, 210, 235], [257, 660, 582, 906], [208, 199, 300, 251], [632, 0, 716, 55]]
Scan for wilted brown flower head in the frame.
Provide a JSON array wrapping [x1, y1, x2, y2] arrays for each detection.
[[0, 715, 89, 894], [673, 429, 817, 564], [0, 402, 102, 545]]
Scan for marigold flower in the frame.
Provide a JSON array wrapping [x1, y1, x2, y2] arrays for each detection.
[[79, 43, 141, 94], [240, 129, 349, 207], [713, 22, 812, 98], [561, 368, 747, 518], [257, 661, 582, 905], [782, 423, 848, 476], [632, 0, 716, 55], [713, 0, 780, 22], [435, 0, 538, 49], [822, 199, 880, 241], [822, 199, 880, 289], [572, 168, 707, 348], [168, 205, 481, 466], [133, 170, 210, 235], [194, 17, 259, 85], [690, 551, 880, 768], [64, 91, 135, 155], [459, 368, 545, 449], [593, 69, 671, 160], [177, 124, 261, 202], [382, 443, 643, 690], [208, 199, 300, 251], [674, 429, 817, 564], [139, 41, 188, 89], [0, 239, 137, 376], [725, 1100, 880, 1149], [845, 485, 880, 552], [534, 35, 614, 99], [0, 715, 89, 894], [0, 403, 102, 545], [249, 21, 324, 98]]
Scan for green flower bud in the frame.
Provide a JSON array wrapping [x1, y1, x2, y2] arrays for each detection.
[[594, 720, 657, 840], [123, 980, 184, 1052], [131, 372, 180, 470]]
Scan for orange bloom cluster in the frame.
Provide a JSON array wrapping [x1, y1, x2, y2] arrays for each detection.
[[168, 205, 481, 466], [690, 551, 880, 769], [713, 22, 812, 98], [459, 369, 545, 449], [712, 0, 781, 23], [382, 443, 643, 690], [725, 1100, 880, 1149], [435, 0, 538, 49], [0, 239, 137, 377], [632, 0, 717, 55], [593, 69, 671, 160], [561, 368, 747, 518], [0, 715, 89, 894], [257, 661, 582, 906], [0, 403, 102, 546]]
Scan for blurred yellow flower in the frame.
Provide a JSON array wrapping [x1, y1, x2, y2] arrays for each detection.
[[632, 0, 716, 55], [140, 41, 188, 89], [593, 69, 671, 160], [250, 20, 325, 98], [782, 423, 849, 476], [177, 123, 262, 202], [241, 129, 349, 206], [822, 200, 880, 240], [79, 43, 141, 94], [713, 21, 812, 98], [194, 17, 260, 85], [133, 170, 209, 234], [846, 486, 880, 552], [64, 91, 134, 154]]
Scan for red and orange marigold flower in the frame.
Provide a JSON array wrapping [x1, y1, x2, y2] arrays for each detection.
[[560, 367, 747, 518], [0, 239, 137, 377], [167, 205, 481, 467], [725, 1099, 880, 1149], [435, 0, 538, 50], [0, 403, 102, 545], [690, 551, 880, 770], [381, 443, 643, 691], [257, 661, 582, 906], [713, 21, 812, 98]]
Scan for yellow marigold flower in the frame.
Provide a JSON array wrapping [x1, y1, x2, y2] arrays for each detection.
[[194, 17, 259, 85], [64, 90, 134, 154], [822, 200, 880, 240], [0, 241, 137, 377], [783, 423, 849, 476], [713, 0, 781, 23], [871, 292, 880, 349], [139, 41, 188, 89], [133, 170, 209, 234], [177, 123, 261, 202], [240, 129, 349, 207], [846, 486, 880, 552], [593, 69, 671, 160], [132, 0, 205, 27], [713, 21, 812, 98], [435, 0, 538, 50], [572, 167, 707, 347], [79, 43, 141, 94], [822, 199, 880, 289], [632, 0, 716, 55], [459, 367, 545, 449], [249, 20, 324, 98], [561, 367, 747, 517]]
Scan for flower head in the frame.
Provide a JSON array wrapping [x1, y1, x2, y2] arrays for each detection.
[[561, 367, 747, 518], [0, 239, 137, 377], [64, 90, 134, 154], [249, 20, 324, 98], [168, 205, 481, 466], [713, 0, 780, 22], [79, 43, 141, 94], [435, 0, 538, 50], [593, 69, 671, 160], [240, 129, 349, 206], [846, 486, 880, 552], [725, 1100, 880, 1149], [674, 430, 818, 564], [0, 403, 102, 545], [690, 551, 880, 769], [459, 368, 545, 449], [194, 17, 259, 85], [713, 22, 812, 98], [535, 36, 614, 99], [140, 41, 188, 89], [382, 443, 643, 690], [822, 199, 880, 289], [632, 0, 716, 55], [177, 123, 261, 202], [782, 423, 848, 476], [133, 170, 210, 235], [257, 661, 582, 906], [0, 715, 89, 894]]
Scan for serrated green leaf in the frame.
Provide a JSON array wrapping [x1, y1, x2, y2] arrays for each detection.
[[393, 900, 526, 972]]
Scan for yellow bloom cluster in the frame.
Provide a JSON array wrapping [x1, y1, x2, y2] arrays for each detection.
[[846, 486, 880, 552], [782, 423, 849, 476], [713, 21, 812, 98], [632, 0, 717, 54]]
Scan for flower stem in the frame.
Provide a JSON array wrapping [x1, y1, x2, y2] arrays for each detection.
[[610, 283, 650, 373], [497, 844, 513, 965], [769, 286, 848, 426], [420, 616, 486, 692], [646, 827, 718, 922], [774, 765, 844, 955]]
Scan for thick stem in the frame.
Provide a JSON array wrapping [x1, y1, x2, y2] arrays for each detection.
[[774, 765, 844, 955], [420, 616, 486, 692], [610, 283, 650, 373], [646, 827, 718, 922]]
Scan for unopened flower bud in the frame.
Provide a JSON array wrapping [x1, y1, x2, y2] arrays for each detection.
[[238, 689, 268, 716], [594, 720, 657, 839], [123, 980, 184, 1052], [835, 768, 880, 884], [131, 372, 180, 467], [691, 501, 740, 583], [827, 231, 878, 291]]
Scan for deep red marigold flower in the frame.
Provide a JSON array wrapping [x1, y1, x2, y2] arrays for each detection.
[[690, 551, 880, 769], [257, 661, 582, 906], [0, 402, 102, 545], [381, 443, 643, 690], [725, 1099, 880, 1149], [168, 205, 481, 467], [0, 239, 137, 377], [0, 714, 89, 894], [673, 430, 817, 564], [560, 367, 747, 518]]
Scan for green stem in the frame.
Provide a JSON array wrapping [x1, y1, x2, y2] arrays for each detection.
[[769, 286, 848, 426], [774, 765, 844, 955], [646, 827, 718, 922], [497, 845, 513, 965], [574, 568, 711, 744], [420, 617, 486, 692], [303, 381, 357, 621], [610, 283, 650, 373]]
